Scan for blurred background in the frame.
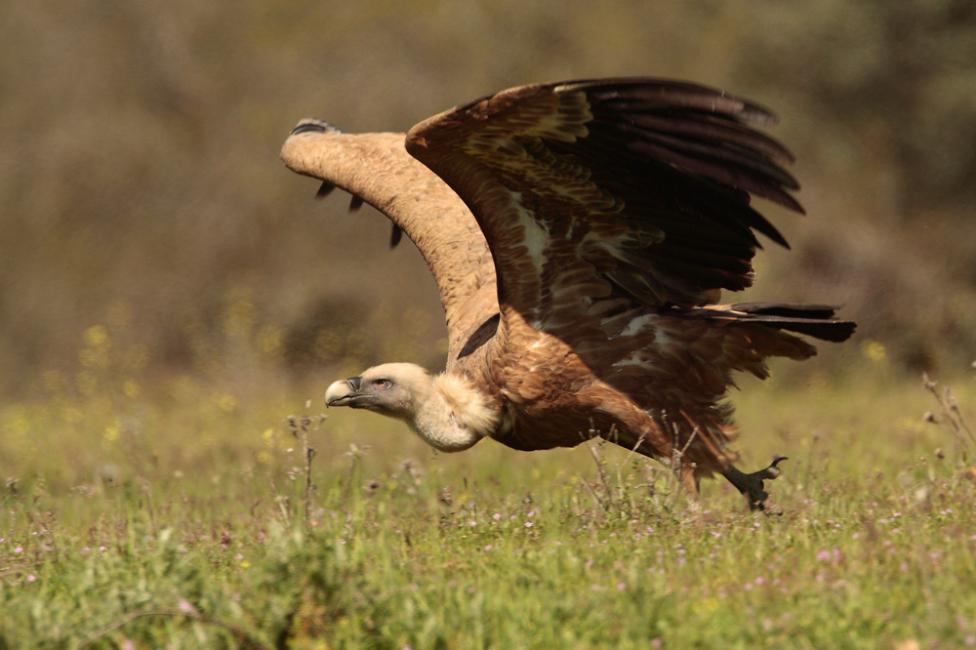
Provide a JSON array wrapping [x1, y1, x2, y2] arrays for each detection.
[[3, 0, 975, 399]]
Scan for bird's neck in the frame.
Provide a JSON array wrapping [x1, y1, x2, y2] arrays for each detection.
[[409, 373, 500, 452]]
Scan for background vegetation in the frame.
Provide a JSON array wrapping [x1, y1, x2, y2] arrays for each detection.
[[3, 0, 976, 391], [2, 1, 975, 647]]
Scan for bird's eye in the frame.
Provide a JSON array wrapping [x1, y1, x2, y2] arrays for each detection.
[[372, 378, 392, 389]]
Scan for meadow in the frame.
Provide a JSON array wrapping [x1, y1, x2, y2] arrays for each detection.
[[3, 4, 976, 648], [1, 327, 974, 648]]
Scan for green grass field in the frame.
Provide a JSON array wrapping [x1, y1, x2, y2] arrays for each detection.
[[2, 359, 975, 649]]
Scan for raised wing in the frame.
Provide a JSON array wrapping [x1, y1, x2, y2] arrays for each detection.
[[405, 78, 802, 328], [281, 123, 498, 366]]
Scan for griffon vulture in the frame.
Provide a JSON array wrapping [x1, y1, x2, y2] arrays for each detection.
[[281, 78, 855, 510]]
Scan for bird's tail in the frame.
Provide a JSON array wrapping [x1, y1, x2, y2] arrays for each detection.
[[724, 302, 857, 342]]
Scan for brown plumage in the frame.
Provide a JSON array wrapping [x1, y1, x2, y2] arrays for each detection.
[[282, 78, 855, 510]]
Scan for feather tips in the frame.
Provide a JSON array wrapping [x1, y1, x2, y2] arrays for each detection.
[[407, 75, 826, 321]]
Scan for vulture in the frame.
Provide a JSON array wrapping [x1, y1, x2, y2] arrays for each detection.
[[281, 78, 855, 510]]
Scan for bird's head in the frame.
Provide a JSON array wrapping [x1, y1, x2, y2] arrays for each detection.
[[324, 362, 433, 420]]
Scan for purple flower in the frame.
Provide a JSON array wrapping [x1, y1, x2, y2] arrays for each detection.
[[177, 599, 199, 615]]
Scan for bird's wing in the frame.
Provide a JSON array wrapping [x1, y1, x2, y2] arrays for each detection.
[[406, 78, 802, 332], [280, 127, 498, 364]]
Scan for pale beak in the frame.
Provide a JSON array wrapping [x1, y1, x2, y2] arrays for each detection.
[[325, 376, 367, 408]]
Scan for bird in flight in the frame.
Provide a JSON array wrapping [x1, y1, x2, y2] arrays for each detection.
[[281, 78, 855, 511]]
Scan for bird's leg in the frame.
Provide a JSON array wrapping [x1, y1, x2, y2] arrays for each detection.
[[721, 455, 788, 512]]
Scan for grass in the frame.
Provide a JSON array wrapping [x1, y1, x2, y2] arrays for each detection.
[[1, 362, 975, 649]]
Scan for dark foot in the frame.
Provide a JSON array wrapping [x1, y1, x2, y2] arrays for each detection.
[[721, 455, 788, 512]]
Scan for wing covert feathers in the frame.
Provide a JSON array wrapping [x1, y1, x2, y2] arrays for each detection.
[[407, 78, 803, 316]]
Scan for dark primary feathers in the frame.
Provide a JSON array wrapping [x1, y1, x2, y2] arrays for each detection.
[[407, 78, 808, 316]]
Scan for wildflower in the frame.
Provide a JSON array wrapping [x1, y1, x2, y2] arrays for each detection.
[[122, 380, 140, 398], [84, 324, 109, 347], [26, 574, 36, 583], [492, 512, 502, 522], [524, 521, 534, 529], [861, 340, 887, 362], [816, 549, 831, 562], [216, 394, 238, 412], [13, 546, 23, 554], [177, 599, 198, 615], [651, 638, 663, 648]]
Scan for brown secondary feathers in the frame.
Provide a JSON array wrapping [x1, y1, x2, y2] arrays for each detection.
[[281, 78, 855, 478]]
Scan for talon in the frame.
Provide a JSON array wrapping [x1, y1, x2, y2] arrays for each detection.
[[756, 455, 789, 480], [721, 456, 788, 512]]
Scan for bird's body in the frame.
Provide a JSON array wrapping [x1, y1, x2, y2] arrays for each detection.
[[283, 78, 855, 509]]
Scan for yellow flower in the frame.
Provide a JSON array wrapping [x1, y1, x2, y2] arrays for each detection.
[[104, 424, 120, 442], [83, 324, 109, 348], [239, 560, 251, 569], [216, 394, 238, 412], [694, 597, 719, 615], [122, 380, 140, 398], [861, 340, 887, 363]]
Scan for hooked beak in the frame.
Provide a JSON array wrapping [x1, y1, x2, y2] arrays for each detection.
[[325, 376, 371, 408]]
